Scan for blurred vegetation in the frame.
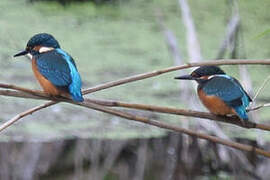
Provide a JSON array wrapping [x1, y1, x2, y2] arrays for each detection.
[[29, 0, 121, 5], [0, 0, 270, 141]]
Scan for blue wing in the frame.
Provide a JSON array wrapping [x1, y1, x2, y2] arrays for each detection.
[[36, 49, 84, 102], [36, 50, 71, 90], [55, 49, 83, 102], [203, 75, 251, 120]]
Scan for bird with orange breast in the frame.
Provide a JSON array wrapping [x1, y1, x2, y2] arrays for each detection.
[[175, 66, 252, 122], [14, 33, 84, 102]]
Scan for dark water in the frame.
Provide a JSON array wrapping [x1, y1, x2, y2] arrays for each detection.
[[0, 133, 268, 180]]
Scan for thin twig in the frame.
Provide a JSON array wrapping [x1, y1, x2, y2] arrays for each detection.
[[253, 74, 270, 102], [0, 83, 46, 97], [85, 99, 270, 131], [248, 103, 270, 112], [1, 58, 270, 133], [78, 101, 270, 158], [1, 89, 270, 132], [1, 60, 270, 96], [0, 101, 56, 132], [3, 96, 270, 158], [1, 59, 270, 158], [2, 60, 270, 97], [82, 59, 270, 94]]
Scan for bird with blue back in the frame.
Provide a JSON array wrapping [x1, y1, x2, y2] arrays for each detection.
[[14, 33, 84, 102], [174, 66, 252, 122]]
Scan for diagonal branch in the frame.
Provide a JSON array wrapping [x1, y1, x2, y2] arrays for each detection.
[[1, 60, 270, 97], [1, 89, 270, 132], [86, 99, 270, 131], [1, 59, 270, 133], [0, 101, 56, 132], [1, 59, 270, 159], [2, 95, 270, 158], [82, 59, 270, 94], [1, 59, 270, 132]]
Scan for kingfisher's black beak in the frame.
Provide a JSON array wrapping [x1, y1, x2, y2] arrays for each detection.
[[13, 50, 28, 57], [174, 75, 195, 80]]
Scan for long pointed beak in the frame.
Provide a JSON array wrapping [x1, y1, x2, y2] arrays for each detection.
[[174, 75, 195, 80], [13, 50, 28, 57]]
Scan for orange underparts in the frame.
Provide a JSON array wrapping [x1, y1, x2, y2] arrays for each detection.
[[32, 58, 69, 98], [197, 89, 235, 116]]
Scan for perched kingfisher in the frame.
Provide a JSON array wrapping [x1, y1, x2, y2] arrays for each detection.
[[175, 66, 252, 121], [14, 33, 84, 102]]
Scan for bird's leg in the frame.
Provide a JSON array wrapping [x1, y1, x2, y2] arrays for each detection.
[[236, 116, 254, 128], [55, 95, 70, 101], [239, 118, 247, 127]]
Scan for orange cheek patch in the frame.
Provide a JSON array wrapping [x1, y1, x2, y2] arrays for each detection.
[[198, 75, 211, 80], [197, 89, 234, 115], [33, 45, 41, 51]]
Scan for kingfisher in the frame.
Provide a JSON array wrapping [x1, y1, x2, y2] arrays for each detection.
[[175, 66, 252, 121], [14, 33, 84, 102]]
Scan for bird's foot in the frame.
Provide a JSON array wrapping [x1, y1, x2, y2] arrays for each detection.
[[239, 118, 246, 126], [238, 119, 255, 128]]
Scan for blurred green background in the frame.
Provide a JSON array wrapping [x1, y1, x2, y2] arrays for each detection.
[[1, 0, 269, 140]]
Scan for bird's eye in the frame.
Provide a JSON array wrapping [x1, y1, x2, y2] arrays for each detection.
[[191, 72, 200, 78], [26, 46, 31, 51]]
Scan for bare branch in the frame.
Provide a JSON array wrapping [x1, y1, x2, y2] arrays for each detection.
[[0, 101, 56, 132], [82, 59, 270, 94], [3, 60, 270, 97], [4, 96, 270, 158], [0, 83, 46, 97], [253, 74, 270, 102], [1, 59, 270, 132], [248, 103, 270, 111], [1, 59, 270, 158], [86, 99, 270, 131], [1, 89, 270, 132]]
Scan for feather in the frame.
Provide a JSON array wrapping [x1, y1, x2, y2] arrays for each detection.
[[202, 75, 251, 120], [35, 49, 83, 102]]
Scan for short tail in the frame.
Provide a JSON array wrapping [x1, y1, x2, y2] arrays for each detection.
[[234, 106, 248, 121], [71, 91, 84, 102]]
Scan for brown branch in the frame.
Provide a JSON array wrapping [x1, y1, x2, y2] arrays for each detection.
[[0, 83, 46, 97], [0, 101, 56, 132], [2, 60, 270, 98], [78, 101, 270, 159], [1, 59, 270, 158], [82, 59, 270, 94], [2, 94, 270, 158], [1, 89, 270, 132], [0, 59, 269, 100], [0, 89, 42, 100], [2, 61, 270, 132], [85, 99, 270, 131]]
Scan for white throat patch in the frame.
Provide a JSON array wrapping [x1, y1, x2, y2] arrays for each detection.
[[208, 75, 215, 80], [26, 53, 33, 60], [39, 47, 54, 53]]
